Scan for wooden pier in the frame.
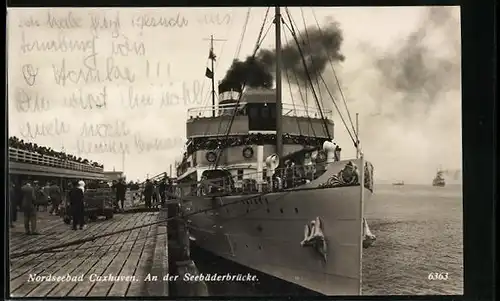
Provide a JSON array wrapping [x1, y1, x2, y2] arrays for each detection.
[[9, 210, 166, 297]]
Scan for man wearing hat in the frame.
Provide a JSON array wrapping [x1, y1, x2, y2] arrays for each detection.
[[69, 180, 85, 230], [115, 178, 127, 211], [143, 179, 153, 209], [49, 181, 62, 216], [21, 179, 38, 235]]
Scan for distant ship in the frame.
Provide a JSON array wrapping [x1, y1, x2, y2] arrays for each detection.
[[432, 170, 446, 187], [392, 181, 404, 186]]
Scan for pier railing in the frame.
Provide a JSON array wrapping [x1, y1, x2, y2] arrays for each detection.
[[9, 147, 104, 173], [187, 103, 333, 119]]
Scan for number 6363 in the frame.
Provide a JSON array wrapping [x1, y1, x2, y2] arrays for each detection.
[[428, 272, 449, 280]]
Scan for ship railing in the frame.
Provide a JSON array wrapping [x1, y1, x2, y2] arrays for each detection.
[[282, 104, 333, 119], [8, 147, 104, 173], [187, 103, 333, 119], [187, 102, 246, 119], [176, 162, 328, 197]]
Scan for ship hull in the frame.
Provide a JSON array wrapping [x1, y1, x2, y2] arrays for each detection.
[[181, 159, 373, 295]]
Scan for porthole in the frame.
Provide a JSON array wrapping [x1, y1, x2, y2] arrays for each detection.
[[206, 151, 217, 162], [243, 146, 254, 159]]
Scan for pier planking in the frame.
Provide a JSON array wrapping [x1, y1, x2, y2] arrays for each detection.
[[9, 211, 160, 297], [10, 214, 118, 296], [147, 220, 168, 296], [39, 214, 132, 297], [107, 213, 158, 296], [85, 214, 146, 296], [127, 215, 160, 296]]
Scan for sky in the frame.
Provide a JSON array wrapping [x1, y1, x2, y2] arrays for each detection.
[[7, 6, 461, 184]]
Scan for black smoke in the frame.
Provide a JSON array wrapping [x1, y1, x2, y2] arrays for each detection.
[[374, 7, 460, 109], [219, 19, 345, 92]]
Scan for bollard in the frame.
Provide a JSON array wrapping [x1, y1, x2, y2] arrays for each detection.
[[159, 207, 168, 225], [167, 201, 179, 241]]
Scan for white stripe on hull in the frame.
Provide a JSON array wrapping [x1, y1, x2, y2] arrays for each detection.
[[183, 159, 371, 295]]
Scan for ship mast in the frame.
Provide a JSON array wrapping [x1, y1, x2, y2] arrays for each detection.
[[210, 36, 216, 117], [275, 6, 283, 161], [203, 35, 227, 117]]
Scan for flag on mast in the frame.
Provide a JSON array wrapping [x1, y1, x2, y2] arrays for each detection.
[[209, 49, 216, 61], [205, 67, 213, 79]]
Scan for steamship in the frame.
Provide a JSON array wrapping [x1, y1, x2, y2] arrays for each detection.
[[175, 7, 375, 295], [432, 170, 446, 187]]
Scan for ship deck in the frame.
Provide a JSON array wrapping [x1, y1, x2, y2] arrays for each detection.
[[8, 210, 168, 297]]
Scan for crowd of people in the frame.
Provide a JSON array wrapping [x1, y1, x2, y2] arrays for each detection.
[[9, 136, 104, 169], [141, 178, 175, 209], [9, 178, 86, 233], [9, 177, 157, 234], [186, 134, 329, 155], [8, 173, 179, 236]]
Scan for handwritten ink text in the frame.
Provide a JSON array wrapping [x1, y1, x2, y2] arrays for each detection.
[[15, 88, 51, 113], [19, 118, 70, 139]]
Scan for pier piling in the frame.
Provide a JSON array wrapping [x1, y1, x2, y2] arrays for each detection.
[[167, 200, 208, 296]]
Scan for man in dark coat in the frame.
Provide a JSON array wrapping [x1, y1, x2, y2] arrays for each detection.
[[143, 179, 153, 209], [10, 181, 17, 228], [152, 180, 159, 207], [69, 180, 85, 230], [115, 178, 127, 211], [21, 180, 38, 235], [159, 178, 167, 207], [34, 181, 48, 212], [49, 182, 62, 215], [111, 180, 118, 209]]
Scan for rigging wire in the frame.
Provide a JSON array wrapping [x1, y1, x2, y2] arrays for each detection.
[[13, 185, 297, 260], [212, 7, 271, 169], [201, 37, 229, 108], [196, 8, 237, 110], [253, 7, 271, 54], [198, 10, 252, 144], [282, 9, 331, 140], [11, 184, 302, 259], [284, 65, 303, 136], [310, 8, 359, 142], [284, 9, 356, 145], [12, 230, 169, 257], [298, 8, 326, 114], [281, 19, 318, 138], [233, 7, 252, 61], [21, 185, 294, 259], [209, 18, 271, 142], [282, 27, 318, 138], [210, 7, 271, 170]]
